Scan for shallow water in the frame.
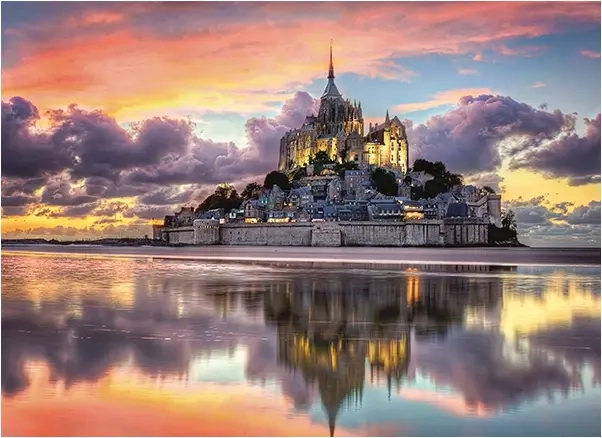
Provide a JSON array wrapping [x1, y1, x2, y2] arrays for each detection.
[[1, 247, 600, 436]]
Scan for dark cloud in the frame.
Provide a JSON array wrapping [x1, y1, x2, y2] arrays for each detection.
[[1, 194, 36, 207], [564, 201, 601, 225], [508, 114, 601, 186], [1, 97, 72, 179], [408, 94, 576, 176], [122, 205, 176, 220], [1, 92, 318, 224]]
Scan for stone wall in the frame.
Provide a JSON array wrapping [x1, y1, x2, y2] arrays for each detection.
[[163, 226, 195, 244], [443, 219, 488, 246], [339, 221, 444, 246], [311, 223, 342, 247], [161, 219, 489, 247], [220, 223, 313, 246], [193, 220, 220, 245]]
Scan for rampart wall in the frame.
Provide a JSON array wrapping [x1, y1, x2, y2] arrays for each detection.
[[162, 220, 489, 247]]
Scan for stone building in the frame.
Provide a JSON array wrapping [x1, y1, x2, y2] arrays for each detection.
[[278, 43, 410, 173]]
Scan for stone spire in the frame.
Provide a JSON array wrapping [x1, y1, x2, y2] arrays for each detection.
[[328, 39, 335, 79], [385, 109, 391, 128], [321, 40, 342, 99]]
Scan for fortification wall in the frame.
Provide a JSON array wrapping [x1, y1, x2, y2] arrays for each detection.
[[220, 223, 313, 246], [339, 221, 444, 246], [311, 223, 342, 247], [443, 219, 488, 246], [161, 219, 489, 247], [193, 220, 220, 245], [164, 226, 195, 244]]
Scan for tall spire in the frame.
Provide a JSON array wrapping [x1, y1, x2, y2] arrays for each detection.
[[328, 39, 335, 79], [385, 109, 391, 127]]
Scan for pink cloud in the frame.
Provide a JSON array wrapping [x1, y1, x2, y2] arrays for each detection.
[[580, 49, 601, 58]]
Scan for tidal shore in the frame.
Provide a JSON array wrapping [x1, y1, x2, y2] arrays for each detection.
[[2, 242, 599, 267]]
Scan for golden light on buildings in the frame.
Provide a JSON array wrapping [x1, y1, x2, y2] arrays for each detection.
[[267, 218, 290, 223], [405, 211, 424, 220], [245, 218, 259, 224]]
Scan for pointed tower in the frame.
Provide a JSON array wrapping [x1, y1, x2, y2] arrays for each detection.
[[321, 40, 342, 99], [383, 110, 391, 167], [328, 40, 335, 79]]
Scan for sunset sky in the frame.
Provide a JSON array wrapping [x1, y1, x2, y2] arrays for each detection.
[[1, 1, 600, 246]]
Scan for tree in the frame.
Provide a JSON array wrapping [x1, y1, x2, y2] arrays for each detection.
[[334, 161, 359, 178], [291, 167, 307, 181], [263, 171, 291, 191], [502, 209, 517, 231], [371, 168, 398, 196], [196, 184, 242, 213], [214, 183, 234, 199], [411, 159, 463, 199], [241, 182, 262, 201]]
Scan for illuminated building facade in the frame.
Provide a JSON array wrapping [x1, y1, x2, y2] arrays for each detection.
[[278, 44, 410, 173]]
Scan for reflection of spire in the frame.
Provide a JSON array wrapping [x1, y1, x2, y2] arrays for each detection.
[[328, 404, 337, 437]]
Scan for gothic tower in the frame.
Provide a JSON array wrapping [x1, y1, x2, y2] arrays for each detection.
[[318, 41, 346, 136]]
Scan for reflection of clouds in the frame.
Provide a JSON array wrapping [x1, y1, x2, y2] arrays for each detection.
[[2, 251, 601, 432], [409, 322, 598, 413], [527, 318, 601, 387]]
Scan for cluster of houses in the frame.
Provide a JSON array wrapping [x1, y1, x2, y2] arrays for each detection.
[[161, 164, 501, 229]]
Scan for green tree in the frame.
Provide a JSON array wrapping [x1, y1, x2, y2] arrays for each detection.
[[291, 167, 307, 181], [196, 184, 242, 213], [241, 182, 262, 201], [263, 171, 291, 191], [502, 209, 517, 231], [334, 161, 359, 178], [371, 168, 398, 196], [411, 159, 463, 199]]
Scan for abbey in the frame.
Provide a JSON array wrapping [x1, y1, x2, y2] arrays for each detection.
[[278, 45, 410, 173]]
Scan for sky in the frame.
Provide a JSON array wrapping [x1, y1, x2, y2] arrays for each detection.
[[1, 1, 600, 247]]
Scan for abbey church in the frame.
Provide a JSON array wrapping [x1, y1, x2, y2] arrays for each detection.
[[278, 45, 410, 173]]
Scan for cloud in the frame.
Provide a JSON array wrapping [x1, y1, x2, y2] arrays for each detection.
[[395, 88, 494, 113], [531, 81, 546, 88], [457, 68, 479, 75], [502, 197, 601, 246], [406, 94, 577, 176], [508, 114, 601, 186], [2, 2, 599, 119], [495, 43, 546, 58], [1, 92, 319, 226], [580, 50, 601, 58], [564, 201, 601, 225]]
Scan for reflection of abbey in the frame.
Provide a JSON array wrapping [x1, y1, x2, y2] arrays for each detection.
[[278, 44, 410, 172]]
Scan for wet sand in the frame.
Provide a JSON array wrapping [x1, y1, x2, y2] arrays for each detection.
[[3, 244, 600, 267]]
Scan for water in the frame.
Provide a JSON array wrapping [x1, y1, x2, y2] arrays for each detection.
[[1, 247, 600, 437]]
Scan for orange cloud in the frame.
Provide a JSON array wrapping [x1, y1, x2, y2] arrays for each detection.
[[394, 88, 495, 113], [2, 2, 598, 121], [2, 361, 355, 437]]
